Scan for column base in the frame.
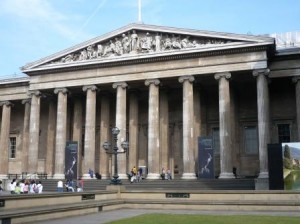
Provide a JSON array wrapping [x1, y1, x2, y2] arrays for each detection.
[[0, 174, 8, 179], [146, 173, 161, 179], [218, 172, 235, 179], [53, 173, 65, 179], [258, 171, 269, 179], [181, 173, 197, 179]]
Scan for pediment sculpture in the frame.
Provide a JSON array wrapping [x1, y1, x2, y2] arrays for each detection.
[[50, 30, 235, 64]]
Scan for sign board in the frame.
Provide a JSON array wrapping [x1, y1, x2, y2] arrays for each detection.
[[198, 137, 214, 179], [65, 141, 78, 180]]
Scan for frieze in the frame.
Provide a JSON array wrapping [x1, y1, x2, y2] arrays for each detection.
[[48, 30, 233, 65]]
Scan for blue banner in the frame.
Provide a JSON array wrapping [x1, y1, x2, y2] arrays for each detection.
[[65, 141, 78, 180], [198, 137, 214, 179]]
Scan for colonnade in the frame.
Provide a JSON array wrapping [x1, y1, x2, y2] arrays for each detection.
[[1, 69, 299, 180]]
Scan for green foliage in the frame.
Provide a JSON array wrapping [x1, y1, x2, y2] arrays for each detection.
[[107, 214, 300, 224], [283, 145, 291, 159]]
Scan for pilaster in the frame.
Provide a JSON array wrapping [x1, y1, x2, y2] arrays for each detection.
[[99, 93, 110, 179], [129, 91, 139, 172], [45, 98, 56, 177]]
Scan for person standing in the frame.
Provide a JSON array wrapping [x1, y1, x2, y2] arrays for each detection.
[[0, 179, 3, 192], [57, 180, 64, 192], [9, 179, 16, 194], [37, 181, 43, 193]]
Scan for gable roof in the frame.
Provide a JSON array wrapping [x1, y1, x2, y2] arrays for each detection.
[[21, 23, 275, 73]]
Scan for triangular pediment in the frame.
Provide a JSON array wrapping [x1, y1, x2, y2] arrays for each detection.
[[21, 23, 274, 72]]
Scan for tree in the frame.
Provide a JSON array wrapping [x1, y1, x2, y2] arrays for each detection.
[[284, 145, 291, 159]]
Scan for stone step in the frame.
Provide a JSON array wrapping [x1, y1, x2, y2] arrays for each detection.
[[38, 178, 255, 192]]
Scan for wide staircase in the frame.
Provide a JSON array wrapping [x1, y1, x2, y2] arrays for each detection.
[[40, 178, 255, 192]]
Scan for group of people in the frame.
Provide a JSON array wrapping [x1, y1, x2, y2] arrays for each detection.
[[129, 166, 143, 183], [161, 168, 172, 180], [9, 179, 43, 194], [57, 178, 84, 192]]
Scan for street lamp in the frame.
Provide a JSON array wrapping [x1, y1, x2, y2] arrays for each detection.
[[103, 127, 129, 185]]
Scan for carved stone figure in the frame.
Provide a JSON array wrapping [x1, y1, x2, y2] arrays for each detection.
[[61, 54, 74, 63], [141, 32, 153, 52], [181, 36, 194, 48], [164, 35, 172, 50], [79, 49, 88, 60], [49, 30, 231, 64], [172, 34, 181, 49], [87, 45, 96, 59], [130, 30, 139, 52], [115, 38, 123, 55], [155, 33, 162, 51], [122, 33, 130, 54], [96, 44, 104, 58]]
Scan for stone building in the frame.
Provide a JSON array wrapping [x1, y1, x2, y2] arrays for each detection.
[[0, 23, 299, 180]]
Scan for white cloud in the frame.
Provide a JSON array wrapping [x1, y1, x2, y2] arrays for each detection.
[[0, 0, 81, 41], [0, 0, 66, 20]]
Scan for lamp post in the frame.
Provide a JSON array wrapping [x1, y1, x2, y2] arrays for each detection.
[[103, 127, 129, 185]]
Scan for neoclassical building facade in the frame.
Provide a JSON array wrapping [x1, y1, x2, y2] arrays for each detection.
[[0, 23, 299, 180]]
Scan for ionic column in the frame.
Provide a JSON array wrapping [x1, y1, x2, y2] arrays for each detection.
[[214, 72, 234, 178], [0, 101, 13, 179], [179, 76, 196, 179], [45, 98, 56, 177], [253, 69, 270, 178], [112, 82, 128, 179], [72, 97, 83, 177], [82, 85, 98, 179], [129, 91, 139, 171], [21, 99, 31, 173], [145, 79, 160, 179], [292, 77, 300, 141], [53, 88, 68, 179], [28, 91, 41, 173], [99, 94, 110, 179]]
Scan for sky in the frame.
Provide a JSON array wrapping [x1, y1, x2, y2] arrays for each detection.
[[0, 0, 299, 78]]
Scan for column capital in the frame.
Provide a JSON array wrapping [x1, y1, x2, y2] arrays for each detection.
[[214, 72, 231, 80], [22, 99, 31, 105], [292, 76, 300, 83], [54, 88, 68, 95], [0, 101, 13, 107], [83, 85, 98, 92], [28, 90, 42, 97], [112, 82, 128, 89], [145, 79, 160, 86], [178, 75, 195, 83], [253, 69, 270, 77]]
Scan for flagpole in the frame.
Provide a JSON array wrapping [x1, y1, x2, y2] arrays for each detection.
[[138, 0, 142, 23]]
